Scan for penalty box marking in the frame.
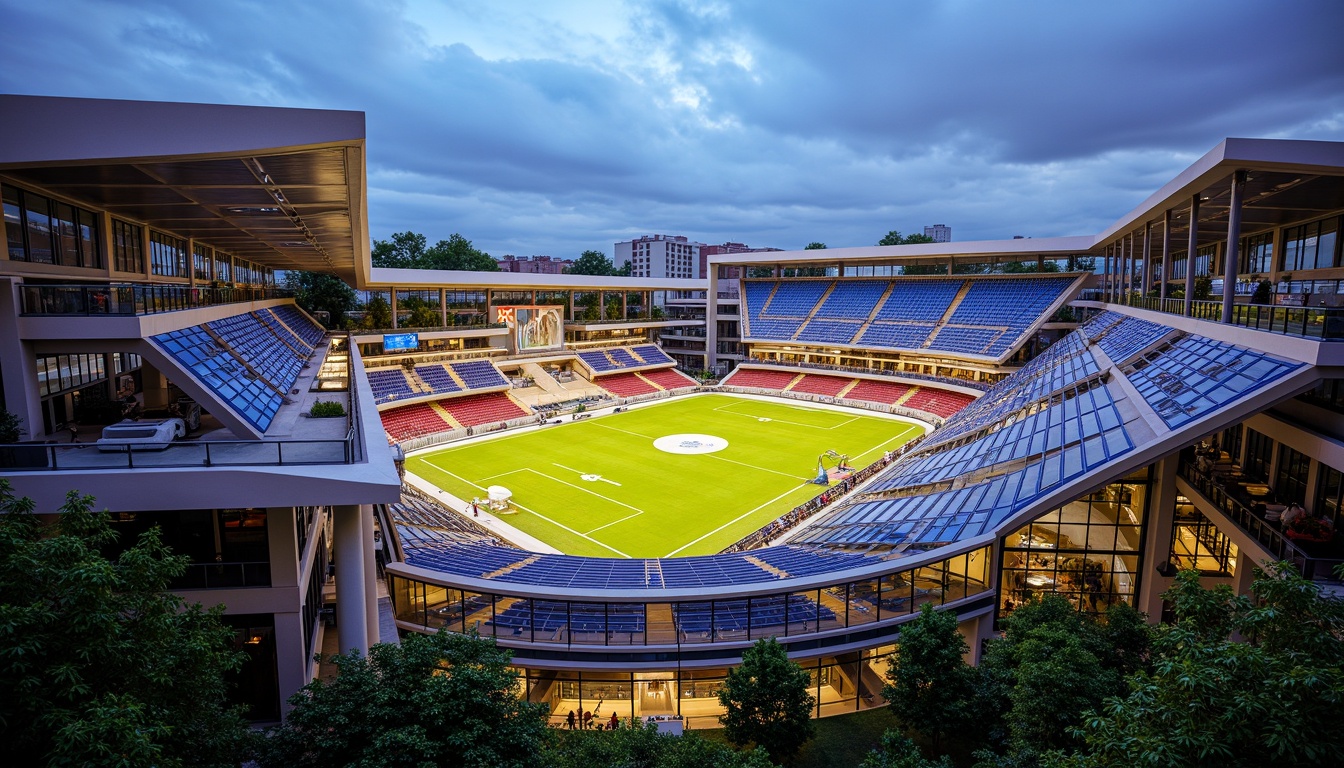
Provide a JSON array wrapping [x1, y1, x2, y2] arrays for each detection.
[[712, 400, 859, 430], [420, 460, 633, 558]]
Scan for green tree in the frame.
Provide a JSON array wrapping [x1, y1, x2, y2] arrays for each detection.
[[615, 259, 632, 277], [883, 603, 980, 751], [0, 481, 253, 768], [805, 242, 828, 250], [1001, 260, 1061, 273], [1193, 275, 1213, 301], [1251, 279, 1274, 304], [0, 409, 21, 442], [546, 721, 775, 768], [718, 637, 816, 762], [1063, 565, 1344, 768], [425, 233, 499, 272], [976, 597, 1137, 761], [568, 249, 618, 276], [359, 294, 393, 330], [747, 266, 776, 278], [880, 231, 936, 246], [283, 270, 356, 327], [257, 631, 548, 768], [372, 231, 429, 269], [863, 732, 955, 768]]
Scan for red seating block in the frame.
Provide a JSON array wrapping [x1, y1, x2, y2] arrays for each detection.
[[724, 368, 798, 390], [845, 379, 912, 405], [788, 374, 852, 397], [597, 372, 659, 397], [641, 368, 698, 390], [904, 388, 976, 419], [381, 403, 453, 441], [438, 392, 530, 428]]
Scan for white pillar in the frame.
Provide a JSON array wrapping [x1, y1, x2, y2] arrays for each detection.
[[362, 505, 380, 648], [333, 504, 370, 657], [1137, 458, 1178, 620]]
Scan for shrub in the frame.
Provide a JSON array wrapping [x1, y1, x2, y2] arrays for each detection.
[[309, 401, 345, 418]]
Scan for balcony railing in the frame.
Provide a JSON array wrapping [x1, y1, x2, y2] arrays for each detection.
[[1178, 460, 1343, 582], [20, 283, 292, 316], [174, 560, 271, 589], [0, 436, 355, 471], [1109, 295, 1344, 340]]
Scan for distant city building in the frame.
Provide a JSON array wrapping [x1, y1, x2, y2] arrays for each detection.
[[496, 254, 574, 274], [924, 224, 952, 243], [615, 234, 708, 279], [700, 242, 784, 280]]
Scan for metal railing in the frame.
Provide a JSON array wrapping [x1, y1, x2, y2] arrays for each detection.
[[0, 435, 356, 471], [1109, 295, 1344, 340], [20, 283, 291, 316], [174, 561, 272, 589], [1178, 460, 1343, 582], [743, 358, 993, 392]]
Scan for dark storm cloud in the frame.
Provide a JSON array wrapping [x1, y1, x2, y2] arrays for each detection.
[[3, 0, 1342, 257]]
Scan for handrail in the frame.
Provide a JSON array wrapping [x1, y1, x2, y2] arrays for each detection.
[[1106, 296, 1344, 340], [743, 358, 993, 392], [20, 283, 290, 316], [0, 434, 356, 470], [1177, 460, 1343, 582]]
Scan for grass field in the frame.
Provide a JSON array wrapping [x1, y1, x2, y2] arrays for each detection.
[[405, 393, 923, 558]]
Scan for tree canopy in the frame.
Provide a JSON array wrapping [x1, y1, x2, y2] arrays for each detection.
[[879, 230, 937, 246], [883, 603, 980, 751], [567, 249, 621, 276], [718, 637, 816, 762], [372, 231, 499, 272], [257, 630, 549, 768], [0, 480, 253, 768], [546, 721, 775, 768], [804, 242, 828, 250], [1060, 564, 1344, 768], [283, 270, 357, 327]]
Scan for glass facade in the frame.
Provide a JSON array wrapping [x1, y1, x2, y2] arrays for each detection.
[[998, 469, 1149, 618], [150, 230, 188, 277], [112, 219, 144, 273], [519, 646, 894, 728], [1169, 496, 1237, 576], [390, 545, 991, 646], [1282, 217, 1339, 272], [3, 183, 101, 268]]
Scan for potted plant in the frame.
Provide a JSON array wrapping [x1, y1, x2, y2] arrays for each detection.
[[1286, 514, 1334, 543]]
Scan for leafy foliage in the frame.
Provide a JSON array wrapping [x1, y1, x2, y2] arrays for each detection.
[[372, 231, 499, 271], [283, 271, 356, 327], [257, 630, 549, 768], [878, 231, 936, 246], [718, 637, 816, 761], [883, 604, 980, 751], [0, 409, 21, 443], [0, 481, 252, 768], [308, 400, 345, 418], [862, 732, 955, 768], [1060, 565, 1344, 767], [546, 721, 776, 768], [1193, 275, 1213, 301], [1251, 279, 1274, 304], [804, 242, 827, 250], [568, 249, 620, 276], [359, 294, 393, 329]]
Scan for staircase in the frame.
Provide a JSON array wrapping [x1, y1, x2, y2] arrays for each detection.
[[850, 281, 896, 344], [521, 362, 566, 396], [922, 280, 972, 348]]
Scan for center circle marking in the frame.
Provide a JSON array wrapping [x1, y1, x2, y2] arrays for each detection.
[[653, 433, 729, 455]]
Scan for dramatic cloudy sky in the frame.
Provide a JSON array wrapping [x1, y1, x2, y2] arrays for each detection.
[[4, 0, 1343, 259]]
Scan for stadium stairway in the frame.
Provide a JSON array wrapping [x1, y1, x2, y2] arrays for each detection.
[[836, 379, 861, 398], [745, 555, 789, 579], [790, 283, 837, 341], [921, 282, 974, 349], [428, 402, 464, 429], [521, 362, 567, 396], [851, 282, 897, 345]]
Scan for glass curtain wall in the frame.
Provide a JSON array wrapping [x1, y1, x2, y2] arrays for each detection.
[[998, 468, 1150, 618]]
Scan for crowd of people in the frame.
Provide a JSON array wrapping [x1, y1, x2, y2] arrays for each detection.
[[564, 708, 621, 731]]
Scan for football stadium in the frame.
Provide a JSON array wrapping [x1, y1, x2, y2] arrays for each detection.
[[4, 95, 1344, 728]]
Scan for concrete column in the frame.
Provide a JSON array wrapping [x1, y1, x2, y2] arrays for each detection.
[[1141, 222, 1153, 295], [389, 289, 398, 329], [0, 280, 44, 439], [333, 504, 370, 657], [947, 258, 954, 277], [1160, 210, 1172, 302], [439, 288, 448, 327], [1222, 171, 1246, 324], [362, 505, 380, 648], [1103, 245, 1112, 301], [706, 267, 720, 369], [1232, 550, 1257, 597], [272, 610, 309, 715], [140, 360, 172, 410], [1183, 195, 1200, 317], [1138, 457, 1179, 620]]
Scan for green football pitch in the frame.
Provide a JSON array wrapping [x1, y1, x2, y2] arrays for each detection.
[[405, 393, 924, 558]]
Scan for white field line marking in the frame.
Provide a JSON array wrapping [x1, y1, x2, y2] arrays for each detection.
[[583, 508, 649, 536], [520, 468, 647, 516], [478, 468, 532, 482], [850, 424, 922, 462], [421, 462, 631, 558], [552, 462, 622, 486], [662, 482, 809, 558], [711, 400, 858, 430], [591, 422, 656, 440], [704, 452, 809, 480]]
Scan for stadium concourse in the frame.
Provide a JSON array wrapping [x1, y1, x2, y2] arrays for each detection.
[[6, 95, 1344, 726]]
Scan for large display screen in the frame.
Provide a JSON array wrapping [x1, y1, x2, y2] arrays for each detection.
[[382, 332, 420, 352], [494, 305, 564, 351]]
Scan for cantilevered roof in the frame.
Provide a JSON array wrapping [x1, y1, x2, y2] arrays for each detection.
[[368, 267, 705, 292], [0, 95, 370, 286]]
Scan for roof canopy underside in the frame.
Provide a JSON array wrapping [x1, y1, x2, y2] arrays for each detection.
[[0, 95, 369, 286]]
